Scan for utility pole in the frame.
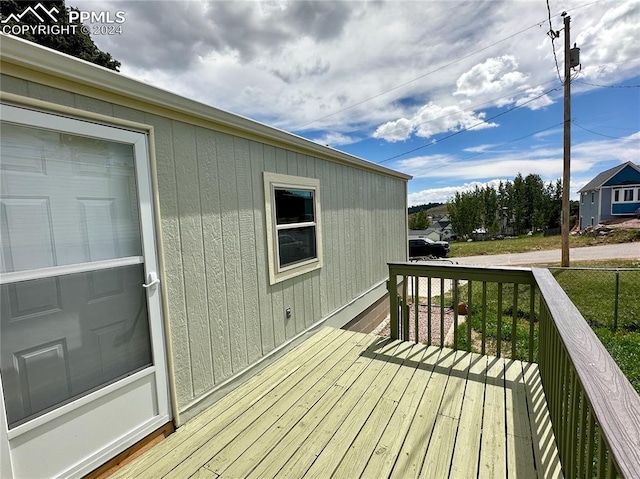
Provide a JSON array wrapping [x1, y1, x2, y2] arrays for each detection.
[[561, 13, 571, 267]]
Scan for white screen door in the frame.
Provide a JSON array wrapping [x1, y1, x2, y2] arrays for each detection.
[[0, 104, 170, 479]]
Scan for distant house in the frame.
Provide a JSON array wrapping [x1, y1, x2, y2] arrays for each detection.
[[578, 161, 640, 229], [408, 215, 455, 241]]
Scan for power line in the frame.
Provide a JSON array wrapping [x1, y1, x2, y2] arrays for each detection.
[[293, 0, 600, 131], [574, 79, 640, 89], [295, 15, 566, 130], [572, 121, 640, 140], [546, 0, 563, 84], [405, 121, 565, 177], [292, 0, 601, 131], [378, 78, 557, 135], [377, 86, 559, 163]]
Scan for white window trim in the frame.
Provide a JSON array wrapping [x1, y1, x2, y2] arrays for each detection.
[[263, 172, 323, 285], [612, 185, 640, 203]]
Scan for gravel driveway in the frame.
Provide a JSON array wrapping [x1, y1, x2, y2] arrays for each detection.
[[373, 276, 464, 346]]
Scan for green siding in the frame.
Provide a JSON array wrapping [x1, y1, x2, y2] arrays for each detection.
[[1, 74, 408, 420]]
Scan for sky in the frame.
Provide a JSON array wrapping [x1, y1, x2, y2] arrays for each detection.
[[71, 0, 640, 205]]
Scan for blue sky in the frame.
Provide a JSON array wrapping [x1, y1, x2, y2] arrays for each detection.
[[74, 0, 640, 204]]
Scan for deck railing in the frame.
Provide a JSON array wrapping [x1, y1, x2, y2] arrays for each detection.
[[388, 262, 640, 479]]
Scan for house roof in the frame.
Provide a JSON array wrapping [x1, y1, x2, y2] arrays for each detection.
[[0, 34, 412, 181], [578, 161, 640, 193]]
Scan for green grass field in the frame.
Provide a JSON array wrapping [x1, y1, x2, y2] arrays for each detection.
[[449, 259, 639, 393], [449, 229, 640, 257]]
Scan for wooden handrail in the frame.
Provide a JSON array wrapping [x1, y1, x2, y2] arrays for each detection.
[[387, 262, 535, 283], [533, 268, 640, 479]]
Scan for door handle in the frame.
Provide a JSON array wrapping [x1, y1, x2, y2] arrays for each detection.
[[143, 272, 160, 289]]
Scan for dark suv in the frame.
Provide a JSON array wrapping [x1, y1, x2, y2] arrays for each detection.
[[409, 238, 450, 258]]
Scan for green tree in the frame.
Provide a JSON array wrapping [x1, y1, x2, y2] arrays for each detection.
[[481, 185, 500, 234], [524, 174, 545, 231], [0, 0, 120, 70], [448, 191, 481, 239], [408, 209, 431, 230]]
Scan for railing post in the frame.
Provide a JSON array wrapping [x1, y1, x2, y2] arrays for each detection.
[[388, 267, 399, 340]]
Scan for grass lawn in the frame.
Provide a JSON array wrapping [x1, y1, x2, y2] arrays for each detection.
[[449, 229, 640, 257], [449, 260, 640, 393]]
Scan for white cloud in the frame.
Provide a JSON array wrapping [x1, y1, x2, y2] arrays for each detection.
[[372, 118, 414, 142], [72, 0, 639, 153], [373, 102, 498, 142], [455, 56, 528, 98], [514, 86, 554, 110], [463, 144, 498, 153], [312, 132, 359, 147], [408, 179, 510, 205], [405, 130, 638, 178]]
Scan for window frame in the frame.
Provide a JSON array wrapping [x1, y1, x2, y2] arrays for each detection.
[[612, 186, 640, 204], [263, 172, 322, 285]]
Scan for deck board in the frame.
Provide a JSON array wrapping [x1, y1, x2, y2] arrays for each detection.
[[112, 327, 561, 479]]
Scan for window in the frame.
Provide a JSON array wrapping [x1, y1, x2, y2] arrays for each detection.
[[612, 187, 639, 203], [264, 172, 322, 284], [591, 192, 595, 204]]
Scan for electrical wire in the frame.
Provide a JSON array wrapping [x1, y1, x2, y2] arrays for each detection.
[[294, 0, 601, 132], [546, 0, 563, 85], [572, 121, 640, 140], [404, 121, 565, 177], [376, 78, 558, 136], [377, 86, 559, 163], [294, 13, 571, 130], [574, 79, 640, 89]]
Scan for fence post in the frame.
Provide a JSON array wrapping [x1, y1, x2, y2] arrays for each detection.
[[613, 269, 619, 331]]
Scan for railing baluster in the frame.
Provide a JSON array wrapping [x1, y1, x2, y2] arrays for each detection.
[[560, 346, 569, 469], [440, 277, 445, 348], [512, 284, 519, 358], [586, 410, 595, 478], [568, 368, 579, 479], [577, 390, 587, 479], [606, 452, 616, 479], [481, 282, 487, 356], [427, 277, 432, 346], [389, 270, 398, 340], [402, 274, 408, 341], [414, 275, 419, 343], [554, 328, 563, 447], [597, 432, 606, 479], [467, 279, 473, 352], [453, 279, 459, 349], [497, 283, 503, 358], [529, 284, 535, 362]]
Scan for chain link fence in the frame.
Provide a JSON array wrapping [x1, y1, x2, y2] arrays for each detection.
[[548, 267, 640, 332]]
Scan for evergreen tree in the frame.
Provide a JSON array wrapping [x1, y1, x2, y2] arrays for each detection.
[[446, 173, 566, 239]]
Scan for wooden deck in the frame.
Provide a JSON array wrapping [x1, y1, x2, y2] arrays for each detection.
[[113, 327, 562, 478]]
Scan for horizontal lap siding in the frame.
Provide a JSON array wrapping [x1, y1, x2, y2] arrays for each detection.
[[1, 75, 407, 418]]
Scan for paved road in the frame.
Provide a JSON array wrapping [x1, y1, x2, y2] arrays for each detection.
[[451, 242, 640, 266]]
